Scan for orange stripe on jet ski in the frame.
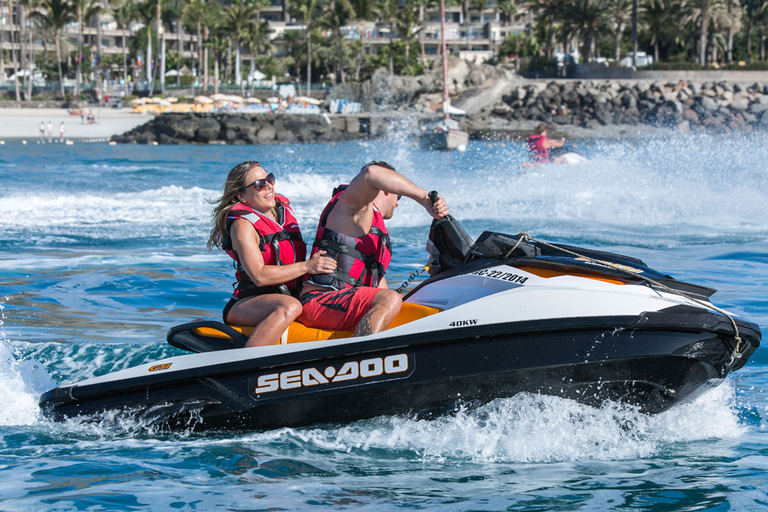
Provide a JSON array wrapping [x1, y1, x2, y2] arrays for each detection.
[[518, 266, 627, 285], [193, 303, 442, 344]]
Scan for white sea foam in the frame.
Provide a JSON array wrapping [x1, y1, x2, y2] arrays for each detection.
[[288, 382, 744, 464], [0, 302, 55, 426]]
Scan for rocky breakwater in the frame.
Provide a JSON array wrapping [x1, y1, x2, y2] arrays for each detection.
[[111, 112, 389, 145], [489, 80, 768, 132]]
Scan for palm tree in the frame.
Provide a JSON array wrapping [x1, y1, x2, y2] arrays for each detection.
[[30, 0, 75, 99], [113, 0, 137, 97], [741, 0, 764, 62], [606, 0, 632, 60], [352, 0, 380, 79], [725, 0, 743, 63], [682, 0, 742, 63], [21, 0, 43, 100], [182, 0, 207, 89], [71, 0, 103, 97], [9, 0, 21, 100], [568, 0, 607, 62], [223, 0, 256, 86], [381, 0, 399, 74], [318, 0, 355, 83], [526, 0, 561, 58], [291, 0, 320, 101], [201, 2, 222, 90], [206, 29, 227, 94], [245, 19, 273, 85], [397, 1, 423, 74], [639, 0, 669, 63], [699, 0, 709, 64], [498, 0, 517, 42], [706, 0, 740, 62]]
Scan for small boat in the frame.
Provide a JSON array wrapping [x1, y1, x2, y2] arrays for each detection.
[[39, 213, 760, 431], [418, 0, 469, 152], [419, 116, 469, 152]]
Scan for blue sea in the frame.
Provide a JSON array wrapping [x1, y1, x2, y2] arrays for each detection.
[[0, 133, 766, 511]]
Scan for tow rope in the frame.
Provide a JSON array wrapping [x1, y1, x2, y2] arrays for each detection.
[[396, 260, 438, 294], [511, 232, 745, 373]]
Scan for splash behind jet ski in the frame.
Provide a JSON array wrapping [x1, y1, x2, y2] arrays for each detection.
[[39, 207, 760, 431]]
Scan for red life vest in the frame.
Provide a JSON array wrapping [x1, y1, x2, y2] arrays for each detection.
[[222, 195, 306, 298], [307, 187, 392, 290], [528, 134, 549, 163]]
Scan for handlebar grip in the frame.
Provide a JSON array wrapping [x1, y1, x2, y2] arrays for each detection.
[[428, 191, 439, 204]]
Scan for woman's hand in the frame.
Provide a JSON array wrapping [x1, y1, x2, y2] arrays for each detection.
[[306, 250, 337, 274]]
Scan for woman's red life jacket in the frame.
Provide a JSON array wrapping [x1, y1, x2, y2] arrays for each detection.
[[307, 187, 392, 290], [528, 134, 549, 163], [222, 195, 306, 298]]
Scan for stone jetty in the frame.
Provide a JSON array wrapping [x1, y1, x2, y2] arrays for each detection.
[[486, 79, 768, 133], [112, 71, 768, 145], [110, 112, 413, 145]]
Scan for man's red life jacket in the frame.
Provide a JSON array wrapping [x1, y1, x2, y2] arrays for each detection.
[[222, 195, 306, 298], [528, 134, 549, 163], [307, 187, 392, 290]]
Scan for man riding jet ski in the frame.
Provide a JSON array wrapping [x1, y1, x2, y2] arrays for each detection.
[[39, 204, 761, 431]]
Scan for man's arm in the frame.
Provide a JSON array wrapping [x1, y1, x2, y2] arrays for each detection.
[[543, 137, 566, 149], [340, 164, 448, 219]]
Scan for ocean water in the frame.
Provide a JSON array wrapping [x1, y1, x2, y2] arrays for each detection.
[[0, 133, 766, 511]]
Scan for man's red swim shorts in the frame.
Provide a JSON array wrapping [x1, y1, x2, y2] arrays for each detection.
[[298, 287, 380, 331]]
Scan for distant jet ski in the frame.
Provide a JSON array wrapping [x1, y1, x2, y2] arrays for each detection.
[[550, 145, 588, 164], [39, 207, 760, 432]]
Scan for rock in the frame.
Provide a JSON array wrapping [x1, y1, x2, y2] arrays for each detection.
[[698, 96, 718, 112], [276, 130, 298, 142], [196, 117, 221, 142], [683, 108, 699, 123], [256, 126, 276, 142]]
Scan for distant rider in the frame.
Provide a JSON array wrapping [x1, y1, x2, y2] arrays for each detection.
[[298, 161, 449, 337], [207, 161, 336, 347], [527, 123, 566, 164]]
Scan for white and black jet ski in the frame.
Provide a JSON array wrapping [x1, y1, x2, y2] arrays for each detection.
[[39, 200, 760, 431]]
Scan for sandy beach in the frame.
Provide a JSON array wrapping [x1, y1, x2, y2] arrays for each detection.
[[0, 107, 151, 142]]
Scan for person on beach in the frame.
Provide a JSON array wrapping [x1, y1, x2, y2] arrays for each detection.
[[207, 161, 337, 347], [298, 162, 449, 337], [47, 121, 53, 143], [39, 122, 45, 141], [58, 122, 65, 142], [527, 123, 566, 164]]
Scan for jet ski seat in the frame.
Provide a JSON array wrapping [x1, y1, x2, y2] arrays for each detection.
[[168, 302, 441, 353]]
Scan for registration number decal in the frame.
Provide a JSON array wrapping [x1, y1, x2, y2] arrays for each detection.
[[471, 268, 529, 284]]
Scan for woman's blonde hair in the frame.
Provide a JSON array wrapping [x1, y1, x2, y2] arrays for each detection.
[[207, 160, 263, 250]]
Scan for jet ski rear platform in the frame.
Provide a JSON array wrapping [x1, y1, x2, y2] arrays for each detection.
[[40, 217, 761, 431]]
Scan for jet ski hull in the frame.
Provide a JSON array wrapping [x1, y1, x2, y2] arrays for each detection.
[[40, 310, 759, 431], [39, 225, 761, 431]]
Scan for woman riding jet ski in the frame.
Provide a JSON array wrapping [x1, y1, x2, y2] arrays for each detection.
[[39, 205, 761, 431]]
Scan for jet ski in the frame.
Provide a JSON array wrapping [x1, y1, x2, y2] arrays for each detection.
[[39, 209, 761, 431], [550, 145, 588, 164]]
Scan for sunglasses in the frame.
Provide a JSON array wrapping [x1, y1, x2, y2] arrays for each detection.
[[243, 173, 275, 192]]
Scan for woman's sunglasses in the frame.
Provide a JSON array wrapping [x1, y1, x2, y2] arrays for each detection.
[[243, 173, 275, 192]]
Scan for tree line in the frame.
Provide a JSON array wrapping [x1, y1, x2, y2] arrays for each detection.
[[4, 0, 768, 102]]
